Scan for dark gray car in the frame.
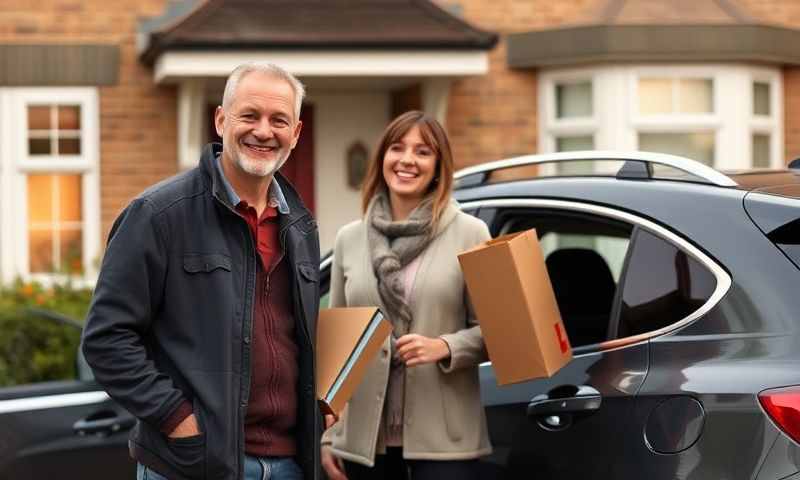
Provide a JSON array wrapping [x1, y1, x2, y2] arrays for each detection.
[[3, 151, 800, 479], [445, 151, 800, 479]]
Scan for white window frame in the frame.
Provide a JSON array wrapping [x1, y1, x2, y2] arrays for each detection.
[[539, 71, 598, 154], [539, 64, 784, 171], [0, 88, 100, 285]]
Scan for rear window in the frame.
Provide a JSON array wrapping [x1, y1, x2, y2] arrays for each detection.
[[768, 218, 800, 267], [617, 229, 717, 337]]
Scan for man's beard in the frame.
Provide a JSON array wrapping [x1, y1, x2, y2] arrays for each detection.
[[234, 147, 290, 177]]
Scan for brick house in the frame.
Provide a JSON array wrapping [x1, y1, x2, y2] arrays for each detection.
[[0, 0, 798, 284]]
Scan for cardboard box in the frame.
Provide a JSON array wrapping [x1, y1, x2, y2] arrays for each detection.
[[316, 307, 392, 415], [458, 229, 572, 385]]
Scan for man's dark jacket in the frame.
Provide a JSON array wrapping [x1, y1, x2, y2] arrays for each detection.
[[82, 143, 322, 480]]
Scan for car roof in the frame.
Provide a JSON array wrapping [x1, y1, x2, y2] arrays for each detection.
[[453, 151, 800, 201], [726, 169, 800, 199]]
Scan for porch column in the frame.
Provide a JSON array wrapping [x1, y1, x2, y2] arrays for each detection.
[[422, 78, 452, 126], [178, 79, 205, 170]]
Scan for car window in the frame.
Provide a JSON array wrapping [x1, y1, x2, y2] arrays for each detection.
[[617, 228, 717, 337], [766, 217, 800, 269], [319, 292, 330, 309], [496, 209, 633, 347]]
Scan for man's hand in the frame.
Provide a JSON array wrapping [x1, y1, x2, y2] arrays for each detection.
[[167, 413, 201, 438], [396, 334, 451, 367], [324, 413, 338, 430], [322, 446, 348, 480]]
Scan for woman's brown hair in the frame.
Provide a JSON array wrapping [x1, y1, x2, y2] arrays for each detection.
[[361, 110, 455, 224]]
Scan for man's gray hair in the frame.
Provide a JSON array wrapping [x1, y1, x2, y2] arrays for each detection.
[[221, 62, 306, 119]]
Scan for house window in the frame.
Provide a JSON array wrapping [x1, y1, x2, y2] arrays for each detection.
[[634, 74, 718, 166], [556, 82, 592, 119], [543, 78, 596, 175], [540, 65, 783, 171], [0, 88, 99, 283], [27, 174, 83, 274], [751, 79, 778, 168]]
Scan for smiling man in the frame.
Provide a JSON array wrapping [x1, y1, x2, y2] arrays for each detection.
[[82, 63, 325, 480]]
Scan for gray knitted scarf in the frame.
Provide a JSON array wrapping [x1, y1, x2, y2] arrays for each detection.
[[367, 190, 435, 435]]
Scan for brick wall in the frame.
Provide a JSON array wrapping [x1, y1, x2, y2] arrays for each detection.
[[435, 0, 600, 169], [0, 0, 178, 242]]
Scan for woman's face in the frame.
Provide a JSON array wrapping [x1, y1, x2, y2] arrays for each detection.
[[382, 125, 438, 203]]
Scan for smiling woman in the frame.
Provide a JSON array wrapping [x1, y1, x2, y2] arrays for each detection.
[[321, 111, 491, 480]]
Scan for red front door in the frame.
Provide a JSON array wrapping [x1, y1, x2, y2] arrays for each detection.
[[280, 105, 315, 214]]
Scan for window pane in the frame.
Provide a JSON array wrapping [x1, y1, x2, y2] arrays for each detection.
[[556, 135, 594, 152], [619, 229, 716, 337], [28, 137, 51, 155], [58, 105, 81, 130], [754, 82, 771, 116], [60, 229, 83, 273], [639, 132, 715, 166], [28, 175, 53, 223], [753, 134, 771, 168], [639, 78, 673, 114], [58, 137, 81, 155], [556, 82, 592, 118], [319, 292, 330, 309], [27, 106, 51, 130], [29, 230, 54, 273], [59, 174, 82, 222], [556, 136, 595, 174], [679, 79, 713, 114]]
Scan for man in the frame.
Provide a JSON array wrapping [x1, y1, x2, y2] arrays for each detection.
[[82, 63, 325, 480]]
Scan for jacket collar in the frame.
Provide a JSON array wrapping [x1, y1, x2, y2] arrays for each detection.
[[200, 143, 311, 226]]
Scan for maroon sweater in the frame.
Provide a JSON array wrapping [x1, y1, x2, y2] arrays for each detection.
[[159, 201, 299, 456], [239, 201, 299, 457]]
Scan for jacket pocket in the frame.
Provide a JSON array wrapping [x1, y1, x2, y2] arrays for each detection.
[[297, 261, 318, 283], [165, 433, 206, 479], [182, 253, 231, 274], [164, 397, 206, 479]]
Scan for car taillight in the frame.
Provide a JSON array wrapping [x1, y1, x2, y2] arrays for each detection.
[[759, 386, 800, 444]]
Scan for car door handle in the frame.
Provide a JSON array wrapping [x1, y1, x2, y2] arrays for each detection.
[[73, 411, 136, 436], [527, 385, 602, 418]]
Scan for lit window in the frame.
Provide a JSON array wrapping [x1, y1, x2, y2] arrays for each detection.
[[27, 175, 83, 274]]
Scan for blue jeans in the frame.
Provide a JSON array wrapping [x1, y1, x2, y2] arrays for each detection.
[[137, 455, 303, 480]]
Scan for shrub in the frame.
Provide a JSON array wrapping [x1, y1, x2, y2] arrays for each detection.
[[0, 281, 92, 387]]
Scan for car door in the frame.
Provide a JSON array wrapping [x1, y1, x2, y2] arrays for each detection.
[[0, 310, 134, 480], [471, 202, 648, 479]]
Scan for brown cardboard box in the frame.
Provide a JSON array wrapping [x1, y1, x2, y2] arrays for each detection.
[[458, 229, 572, 385], [316, 307, 392, 415]]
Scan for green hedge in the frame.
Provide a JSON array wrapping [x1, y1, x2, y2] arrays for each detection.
[[0, 281, 92, 388]]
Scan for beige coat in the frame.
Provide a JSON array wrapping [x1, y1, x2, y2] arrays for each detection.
[[322, 203, 492, 466]]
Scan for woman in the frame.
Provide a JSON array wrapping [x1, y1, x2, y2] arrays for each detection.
[[321, 111, 491, 480]]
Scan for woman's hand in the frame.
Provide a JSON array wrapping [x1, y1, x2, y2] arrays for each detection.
[[396, 334, 451, 367], [322, 446, 348, 480]]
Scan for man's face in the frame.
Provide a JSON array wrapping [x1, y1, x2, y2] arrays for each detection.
[[215, 72, 302, 178]]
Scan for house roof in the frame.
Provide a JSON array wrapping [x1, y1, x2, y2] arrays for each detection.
[[139, 0, 498, 66], [571, 0, 754, 25], [507, 0, 800, 67]]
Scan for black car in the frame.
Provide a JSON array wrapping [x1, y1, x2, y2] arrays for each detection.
[[3, 151, 800, 479]]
